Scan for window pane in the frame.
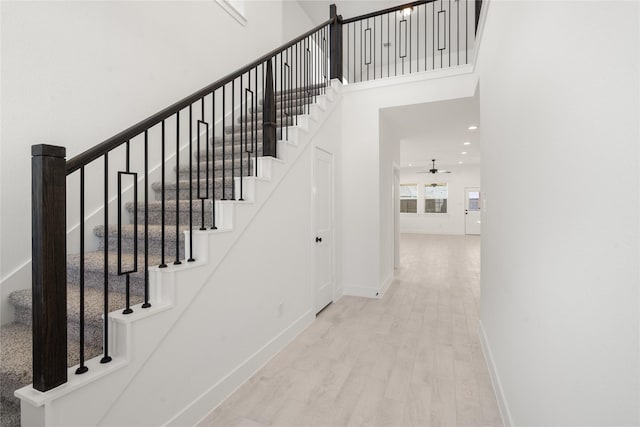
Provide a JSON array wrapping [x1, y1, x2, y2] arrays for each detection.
[[425, 184, 447, 213], [400, 184, 417, 198], [468, 191, 480, 211], [400, 199, 417, 213]]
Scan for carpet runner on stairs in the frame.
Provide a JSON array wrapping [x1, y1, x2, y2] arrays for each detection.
[[0, 88, 321, 427]]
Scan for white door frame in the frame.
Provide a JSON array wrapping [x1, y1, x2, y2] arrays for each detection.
[[311, 145, 335, 313], [393, 164, 400, 270]]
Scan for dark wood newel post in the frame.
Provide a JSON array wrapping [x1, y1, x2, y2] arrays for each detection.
[[263, 59, 277, 157], [32, 144, 68, 392], [329, 4, 343, 81]]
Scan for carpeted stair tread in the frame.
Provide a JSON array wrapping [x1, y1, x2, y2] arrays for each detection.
[[67, 250, 163, 275], [9, 286, 139, 330], [0, 323, 102, 409], [0, 398, 20, 427], [94, 224, 189, 241], [176, 159, 253, 180], [126, 199, 209, 213], [224, 117, 295, 134]]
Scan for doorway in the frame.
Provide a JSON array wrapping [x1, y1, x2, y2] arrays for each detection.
[[314, 147, 333, 314]]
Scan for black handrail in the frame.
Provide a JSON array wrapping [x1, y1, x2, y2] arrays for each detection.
[[66, 17, 335, 175], [342, 0, 436, 24]]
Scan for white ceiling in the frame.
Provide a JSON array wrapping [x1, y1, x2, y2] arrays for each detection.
[[297, 0, 411, 25], [381, 92, 480, 169]]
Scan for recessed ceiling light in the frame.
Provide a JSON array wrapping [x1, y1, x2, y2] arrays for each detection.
[[468, 125, 478, 130], [408, 163, 412, 167], [458, 161, 463, 164], [461, 151, 468, 155], [463, 141, 471, 146], [402, 7, 413, 16]]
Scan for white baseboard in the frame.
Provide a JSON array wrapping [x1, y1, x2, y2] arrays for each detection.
[[342, 285, 380, 299], [379, 273, 394, 298], [167, 308, 315, 427], [343, 276, 393, 299], [479, 320, 513, 427]]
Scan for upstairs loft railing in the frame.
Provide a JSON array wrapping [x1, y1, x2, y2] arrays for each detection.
[[30, 0, 482, 394], [337, 0, 483, 84]]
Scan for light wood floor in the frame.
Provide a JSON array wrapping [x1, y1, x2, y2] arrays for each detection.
[[199, 234, 502, 427]]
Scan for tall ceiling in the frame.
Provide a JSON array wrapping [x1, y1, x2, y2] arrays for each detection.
[[297, 0, 411, 24], [381, 92, 480, 169]]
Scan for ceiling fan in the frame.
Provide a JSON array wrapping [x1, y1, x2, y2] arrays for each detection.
[[417, 159, 451, 175]]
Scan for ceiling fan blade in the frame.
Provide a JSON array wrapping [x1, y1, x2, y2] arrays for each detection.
[[437, 170, 452, 174]]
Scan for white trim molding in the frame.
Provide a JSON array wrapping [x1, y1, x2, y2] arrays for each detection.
[[216, 0, 247, 26], [479, 320, 513, 426]]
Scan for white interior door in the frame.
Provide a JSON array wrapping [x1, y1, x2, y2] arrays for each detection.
[[314, 148, 333, 313], [465, 187, 481, 235]]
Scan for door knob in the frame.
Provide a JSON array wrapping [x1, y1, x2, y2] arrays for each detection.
[[315, 237, 322, 243]]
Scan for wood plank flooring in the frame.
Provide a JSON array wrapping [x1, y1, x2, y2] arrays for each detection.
[[199, 234, 502, 427]]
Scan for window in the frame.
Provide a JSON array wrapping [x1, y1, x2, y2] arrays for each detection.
[[468, 191, 480, 211], [400, 184, 417, 213], [425, 183, 448, 213]]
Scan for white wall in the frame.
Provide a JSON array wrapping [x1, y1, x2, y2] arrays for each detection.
[[101, 145, 316, 426], [340, 68, 478, 297], [0, 0, 301, 323], [478, 1, 639, 425], [282, 1, 315, 42], [399, 164, 480, 235]]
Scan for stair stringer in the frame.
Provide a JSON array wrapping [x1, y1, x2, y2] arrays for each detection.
[[15, 81, 342, 427]]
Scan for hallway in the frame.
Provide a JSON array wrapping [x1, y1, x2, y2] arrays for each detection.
[[199, 234, 502, 426]]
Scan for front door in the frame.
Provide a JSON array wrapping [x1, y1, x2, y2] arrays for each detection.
[[465, 187, 481, 235], [314, 148, 333, 313]]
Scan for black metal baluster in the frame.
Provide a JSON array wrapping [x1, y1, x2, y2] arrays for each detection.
[[76, 166, 88, 374], [466, 0, 468, 64], [360, 20, 363, 82], [202, 99, 208, 229], [345, 25, 349, 82], [395, 13, 397, 76], [409, 9, 412, 74], [387, 13, 390, 78], [433, 2, 435, 70], [121, 140, 134, 315], [232, 80, 236, 200], [222, 85, 227, 200], [211, 91, 217, 229], [417, 7, 419, 72], [449, 0, 451, 67], [425, 4, 428, 71], [240, 75, 244, 200], [101, 152, 112, 364], [295, 44, 298, 125], [280, 53, 283, 141], [457, 0, 459, 66], [159, 121, 167, 268], [174, 113, 181, 265], [187, 107, 195, 262], [379, 16, 382, 80], [438, 0, 447, 69], [144, 130, 154, 300], [255, 66, 258, 171]]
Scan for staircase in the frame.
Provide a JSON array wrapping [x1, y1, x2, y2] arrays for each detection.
[[0, 86, 328, 427]]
